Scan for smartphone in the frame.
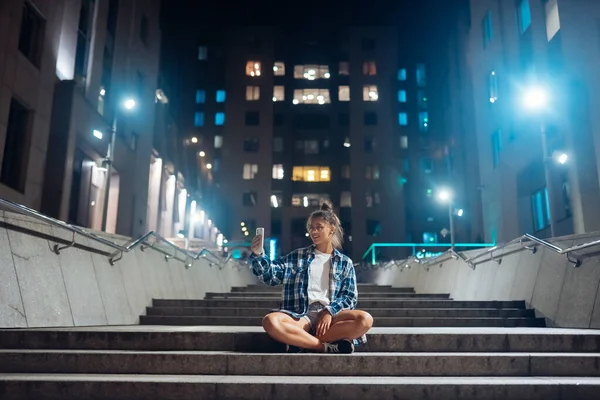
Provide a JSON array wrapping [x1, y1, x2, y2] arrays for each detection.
[[256, 227, 264, 251]]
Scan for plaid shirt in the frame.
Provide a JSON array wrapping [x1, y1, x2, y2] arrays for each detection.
[[248, 245, 367, 346]]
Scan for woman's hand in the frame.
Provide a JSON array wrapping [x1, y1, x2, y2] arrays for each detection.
[[250, 235, 263, 256], [316, 310, 332, 338]]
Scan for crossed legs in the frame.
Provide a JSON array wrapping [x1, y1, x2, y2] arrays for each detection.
[[262, 310, 373, 352]]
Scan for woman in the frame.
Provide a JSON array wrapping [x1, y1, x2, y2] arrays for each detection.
[[248, 201, 373, 354]]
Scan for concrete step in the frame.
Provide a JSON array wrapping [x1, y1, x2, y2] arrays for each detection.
[[139, 315, 546, 328], [146, 306, 535, 318], [2, 350, 599, 377], [3, 327, 598, 353], [204, 292, 445, 299], [231, 286, 415, 293], [1, 374, 598, 400], [152, 299, 524, 309]]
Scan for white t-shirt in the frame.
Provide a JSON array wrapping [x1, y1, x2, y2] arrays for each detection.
[[307, 249, 331, 306]]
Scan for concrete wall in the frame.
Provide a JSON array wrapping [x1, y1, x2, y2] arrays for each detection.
[[369, 232, 600, 329], [0, 210, 256, 328]]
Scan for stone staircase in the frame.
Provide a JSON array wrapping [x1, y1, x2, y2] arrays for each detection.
[[1, 284, 600, 399]]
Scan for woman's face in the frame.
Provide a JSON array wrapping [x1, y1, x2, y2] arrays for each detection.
[[308, 217, 334, 246]]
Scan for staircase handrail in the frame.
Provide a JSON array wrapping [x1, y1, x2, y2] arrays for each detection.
[[0, 198, 241, 268]]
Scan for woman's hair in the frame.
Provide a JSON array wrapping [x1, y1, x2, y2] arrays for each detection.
[[306, 200, 345, 249]]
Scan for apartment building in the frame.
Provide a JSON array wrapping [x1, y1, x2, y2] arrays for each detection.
[[171, 25, 462, 262], [0, 0, 195, 239], [451, 0, 600, 243]]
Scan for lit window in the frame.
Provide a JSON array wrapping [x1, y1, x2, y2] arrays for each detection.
[[273, 85, 285, 102], [196, 89, 206, 104], [292, 194, 330, 207], [366, 165, 380, 180], [343, 137, 351, 148], [339, 61, 349, 76], [517, 0, 531, 34], [243, 163, 258, 179], [294, 65, 330, 80], [544, 0, 560, 41], [271, 193, 282, 208], [532, 187, 550, 231], [339, 86, 350, 101], [292, 166, 331, 182], [272, 164, 284, 179], [362, 61, 376, 76], [341, 165, 351, 179], [416, 63, 427, 87], [198, 46, 207, 60], [273, 61, 285, 76], [216, 90, 226, 103], [398, 68, 407, 81], [489, 71, 498, 103], [398, 90, 407, 103], [246, 61, 261, 77], [194, 112, 204, 127], [293, 89, 330, 104], [366, 192, 373, 208], [482, 10, 493, 48], [400, 136, 408, 149], [492, 130, 502, 168], [363, 85, 378, 101], [340, 192, 352, 207], [246, 86, 260, 101], [215, 112, 225, 126], [419, 112, 429, 132], [398, 112, 408, 126], [214, 135, 223, 148]]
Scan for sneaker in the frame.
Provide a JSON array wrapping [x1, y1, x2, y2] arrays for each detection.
[[323, 339, 354, 354]]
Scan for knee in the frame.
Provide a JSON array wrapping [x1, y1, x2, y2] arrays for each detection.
[[356, 311, 374, 331], [262, 313, 279, 332]]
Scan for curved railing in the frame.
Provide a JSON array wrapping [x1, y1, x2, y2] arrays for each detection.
[[0, 198, 242, 269]]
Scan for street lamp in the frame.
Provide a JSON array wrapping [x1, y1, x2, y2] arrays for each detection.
[[438, 189, 455, 249], [521, 85, 558, 237], [101, 97, 137, 232]]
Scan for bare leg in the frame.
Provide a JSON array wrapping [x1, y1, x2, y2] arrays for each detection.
[[317, 310, 373, 343], [262, 312, 324, 352]]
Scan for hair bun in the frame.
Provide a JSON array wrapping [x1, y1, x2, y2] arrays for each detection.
[[320, 200, 333, 212]]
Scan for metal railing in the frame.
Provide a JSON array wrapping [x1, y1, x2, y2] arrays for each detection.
[[0, 198, 242, 269], [407, 233, 600, 271]]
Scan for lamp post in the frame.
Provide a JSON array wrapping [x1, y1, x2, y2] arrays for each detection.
[[438, 189, 455, 250], [522, 86, 559, 237], [101, 98, 136, 232]]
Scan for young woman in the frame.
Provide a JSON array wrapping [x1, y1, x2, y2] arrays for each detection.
[[248, 201, 373, 354]]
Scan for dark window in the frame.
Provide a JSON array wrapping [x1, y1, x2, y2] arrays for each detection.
[[416, 63, 427, 87], [271, 219, 282, 236], [364, 112, 377, 126], [140, 13, 148, 45], [18, 2, 45, 67], [517, 0, 532, 34], [338, 113, 349, 126], [1, 99, 31, 192], [198, 46, 208, 60], [492, 130, 502, 168], [245, 111, 260, 126], [196, 89, 206, 104], [107, 0, 119, 34], [136, 71, 145, 99], [417, 90, 428, 108], [293, 114, 330, 129], [74, 0, 94, 81], [366, 220, 381, 236], [244, 138, 259, 152], [243, 191, 257, 206], [482, 10, 492, 48], [364, 138, 375, 153], [362, 38, 375, 51], [130, 131, 139, 151], [274, 113, 284, 126], [421, 157, 433, 174], [274, 137, 283, 152]]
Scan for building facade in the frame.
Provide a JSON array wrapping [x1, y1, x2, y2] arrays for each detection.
[[0, 0, 201, 240], [177, 26, 462, 261], [452, 0, 600, 243]]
